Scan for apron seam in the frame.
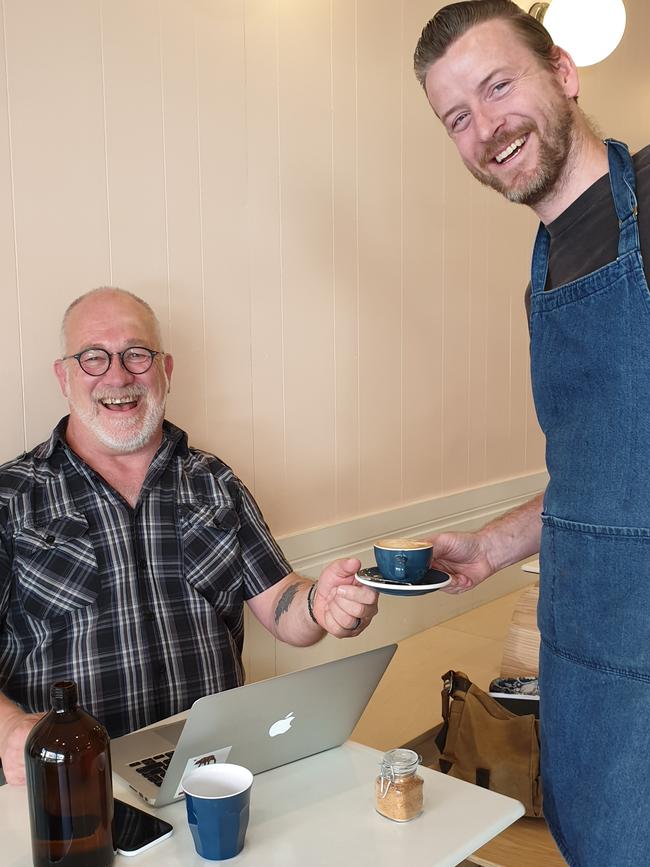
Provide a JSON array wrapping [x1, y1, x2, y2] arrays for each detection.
[[540, 637, 650, 683]]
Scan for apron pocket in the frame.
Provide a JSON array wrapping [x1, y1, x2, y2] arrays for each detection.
[[539, 514, 650, 675]]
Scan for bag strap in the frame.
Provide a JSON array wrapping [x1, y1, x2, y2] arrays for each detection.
[[435, 670, 472, 755]]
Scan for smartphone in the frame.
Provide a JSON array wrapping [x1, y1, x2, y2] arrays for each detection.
[[113, 798, 174, 856]]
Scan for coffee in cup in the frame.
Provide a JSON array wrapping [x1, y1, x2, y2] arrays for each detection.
[[374, 538, 433, 584]]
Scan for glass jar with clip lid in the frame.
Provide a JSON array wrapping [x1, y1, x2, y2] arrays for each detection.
[[375, 748, 423, 822]]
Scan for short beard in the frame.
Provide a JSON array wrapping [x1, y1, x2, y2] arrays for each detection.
[[467, 103, 575, 208], [66, 374, 168, 454]]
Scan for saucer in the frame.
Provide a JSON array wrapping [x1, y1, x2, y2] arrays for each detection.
[[356, 567, 451, 597]]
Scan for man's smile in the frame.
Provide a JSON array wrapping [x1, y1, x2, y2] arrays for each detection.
[[95, 388, 146, 414], [100, 398, 139, 412], [494, 134, 527, 164]]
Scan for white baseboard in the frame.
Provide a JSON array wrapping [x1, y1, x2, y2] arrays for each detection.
[[243, 472, 546, 682]]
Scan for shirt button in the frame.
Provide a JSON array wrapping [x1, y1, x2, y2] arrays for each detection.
[[143, 609, 155, 621]]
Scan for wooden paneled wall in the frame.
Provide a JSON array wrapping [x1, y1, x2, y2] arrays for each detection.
[[0, 0, 646, 538]]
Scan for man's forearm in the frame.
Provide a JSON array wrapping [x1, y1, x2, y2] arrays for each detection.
[[271, 578, 325, 646], [479, 491, 544, 574], [248, 558, 374, 644], [247, 574, 326, 648]]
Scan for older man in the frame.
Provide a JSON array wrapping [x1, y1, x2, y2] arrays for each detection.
[[0, 287, 378, 785], [414, 1, 650, 864]]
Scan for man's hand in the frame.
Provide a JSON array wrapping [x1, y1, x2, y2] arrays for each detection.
[[312, 558, 379, 637], [0, 708, 44, 785], [427, 531, 495, 595]]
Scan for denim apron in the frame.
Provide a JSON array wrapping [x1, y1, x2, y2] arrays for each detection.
[[530, 140, 650, 866]]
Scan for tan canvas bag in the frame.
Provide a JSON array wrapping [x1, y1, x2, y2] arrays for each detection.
[[435, 670, 543, 818]]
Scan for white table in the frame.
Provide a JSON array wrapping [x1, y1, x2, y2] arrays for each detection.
[[3, 742, 524, 867]]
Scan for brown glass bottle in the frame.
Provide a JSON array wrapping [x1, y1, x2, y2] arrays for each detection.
[[24, 681, 115, 867]]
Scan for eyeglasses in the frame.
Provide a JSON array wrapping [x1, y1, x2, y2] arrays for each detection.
[[60, 346, 162, 376]]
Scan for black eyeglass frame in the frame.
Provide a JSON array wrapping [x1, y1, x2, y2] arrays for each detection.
[[60, 346, 163, 377]]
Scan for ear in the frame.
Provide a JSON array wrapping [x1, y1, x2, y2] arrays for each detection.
[[164, 352, 174, 391], [54, 359, 69, 398], [552, 47, 580, 100]]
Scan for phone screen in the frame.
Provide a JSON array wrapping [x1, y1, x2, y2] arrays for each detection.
[[113, 798, 174, 855]]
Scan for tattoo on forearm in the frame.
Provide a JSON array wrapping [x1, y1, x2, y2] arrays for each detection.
[[274, 582, 302, 625]]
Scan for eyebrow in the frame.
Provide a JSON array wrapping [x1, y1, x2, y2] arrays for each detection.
[[440, 68, 509, 125], [77, 339, 152, 352]]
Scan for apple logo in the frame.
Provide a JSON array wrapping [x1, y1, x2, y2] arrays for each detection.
[[268, 712, 295, 737]]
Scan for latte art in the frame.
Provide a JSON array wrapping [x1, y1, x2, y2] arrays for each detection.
[[375, 538, 432, 550]]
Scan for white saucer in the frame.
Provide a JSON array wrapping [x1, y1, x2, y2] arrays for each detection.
[[356, 567, 451, 596]]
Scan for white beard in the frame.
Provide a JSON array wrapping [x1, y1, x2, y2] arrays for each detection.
[[66, 374, 168, 454]]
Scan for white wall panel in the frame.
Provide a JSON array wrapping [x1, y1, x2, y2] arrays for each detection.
[[4, 0, 110, 444], [10, 0, 650, 535], [356, 0, 403, 515], [0, 1, 23, 455]]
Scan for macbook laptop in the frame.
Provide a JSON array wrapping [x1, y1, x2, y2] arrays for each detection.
[[112, 643, 396, 806]]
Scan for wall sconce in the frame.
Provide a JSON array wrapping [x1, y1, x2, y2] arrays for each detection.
[[529, 0, 626, 67]]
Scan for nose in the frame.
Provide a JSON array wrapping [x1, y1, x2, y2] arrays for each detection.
[[473, 104, 505, 143], [100, 354, 136, 387]]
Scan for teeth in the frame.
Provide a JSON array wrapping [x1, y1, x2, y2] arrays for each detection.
[[101, 397, 136, 405], [495, 136, 526, 164]]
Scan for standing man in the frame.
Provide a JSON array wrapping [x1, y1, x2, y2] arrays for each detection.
[[414, 1, 649, 864], [0, 287, 379, 785]]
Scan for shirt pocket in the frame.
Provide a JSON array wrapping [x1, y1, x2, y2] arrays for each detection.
[[179, 502, 242, 604], [14, 514, 100, 620]]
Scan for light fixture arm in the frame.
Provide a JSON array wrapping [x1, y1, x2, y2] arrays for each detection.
[[529, 2, 550, 22]]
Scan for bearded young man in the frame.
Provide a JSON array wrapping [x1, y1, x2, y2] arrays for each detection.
[[414, 2, 650, 864], [0, 287, 379, 785]]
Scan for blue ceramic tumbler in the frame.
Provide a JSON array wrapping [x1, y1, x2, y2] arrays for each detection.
[[182, 764, 254, 861]]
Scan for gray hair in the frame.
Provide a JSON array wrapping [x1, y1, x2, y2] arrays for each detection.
[[60, 287, 164, 354], [414, 0, 558, 89]]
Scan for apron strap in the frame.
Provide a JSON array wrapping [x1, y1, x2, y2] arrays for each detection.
[[605, 138, 640, 258], [530, 222, 550, 297]]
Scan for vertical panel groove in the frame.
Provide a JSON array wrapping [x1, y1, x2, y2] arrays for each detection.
[[274, 0, 287, 488], [242, 0, 256, 491], [192, 13, 208, 442], [1, 0, 26, 448], [354, 0, 361, 509], [329, 0, 338, 513], [399, 0, 405, 501], [157, 0, 171, 343], [98, 0, 113, 285]]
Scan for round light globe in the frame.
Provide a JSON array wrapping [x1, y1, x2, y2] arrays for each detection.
[[544, 0, 626, 67]]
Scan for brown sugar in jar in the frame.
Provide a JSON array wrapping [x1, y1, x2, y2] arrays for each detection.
[[375, 748, 423, 822]]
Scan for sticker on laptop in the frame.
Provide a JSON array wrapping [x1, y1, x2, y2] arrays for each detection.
[[173, 745, 233, 799]]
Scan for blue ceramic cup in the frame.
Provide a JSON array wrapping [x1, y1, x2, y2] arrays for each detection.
[[374, 538, 433, 583], [182, 764, 254, 861]]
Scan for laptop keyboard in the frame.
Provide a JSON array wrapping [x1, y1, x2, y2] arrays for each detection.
[[128, 751, 175, 788]]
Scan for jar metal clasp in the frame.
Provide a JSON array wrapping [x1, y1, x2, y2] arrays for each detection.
[[378, 748, 422, 797]]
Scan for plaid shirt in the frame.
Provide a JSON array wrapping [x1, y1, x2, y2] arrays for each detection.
[[0, 418, 291, 737]]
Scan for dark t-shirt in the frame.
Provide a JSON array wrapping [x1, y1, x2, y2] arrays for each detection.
[[525, 144, 650, 316]]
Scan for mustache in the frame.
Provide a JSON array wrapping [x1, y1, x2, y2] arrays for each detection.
[[92, 384, 148, 402]]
